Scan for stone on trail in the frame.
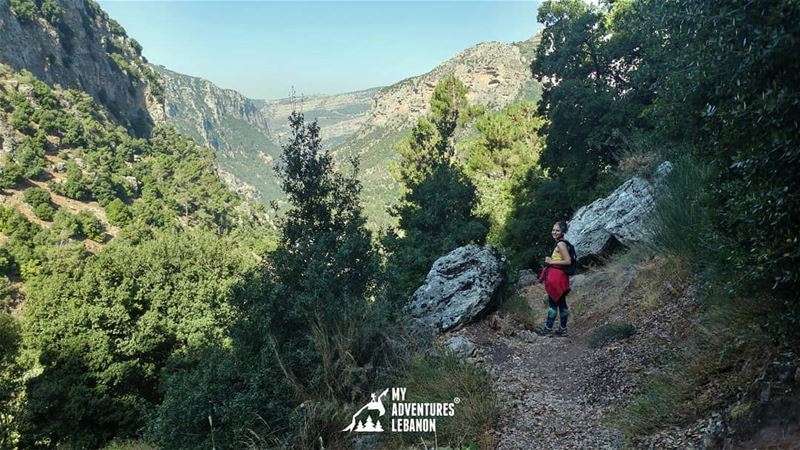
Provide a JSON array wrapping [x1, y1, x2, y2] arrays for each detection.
[[406, 244, 506, 333], [446, 335, 477, 360]]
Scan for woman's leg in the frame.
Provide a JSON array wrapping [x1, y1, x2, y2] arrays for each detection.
[[557, 294, 569, 330], [545, 295, 558, 330]]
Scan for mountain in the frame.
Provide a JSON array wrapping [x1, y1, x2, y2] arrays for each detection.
[[157, 66, 283, 201], [334, 37, 541, 225], [0, 0, 164, 135], [258, 87, 380, 150], [159, 70, 379, 204]]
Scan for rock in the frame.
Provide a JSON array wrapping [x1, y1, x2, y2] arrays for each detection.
[[565, 176, 655, 262], [406, 245, 506, 333], [54, 162, 66, 173], [123, 176, 140, 196], [446, 335, 476, 360], [516, 269, 538, 288], [654, 160, 674, 184]]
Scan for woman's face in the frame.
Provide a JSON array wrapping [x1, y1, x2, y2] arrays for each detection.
[[551, 223, 564, 240]]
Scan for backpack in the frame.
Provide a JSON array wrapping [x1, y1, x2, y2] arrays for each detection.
[[555, 239, 578, 276]]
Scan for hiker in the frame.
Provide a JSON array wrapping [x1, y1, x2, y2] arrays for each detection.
[[534, 220, 575, 337]]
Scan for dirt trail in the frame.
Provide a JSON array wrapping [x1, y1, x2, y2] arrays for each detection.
[[456, 264, 711, 450], [463, 284, 629, 449]]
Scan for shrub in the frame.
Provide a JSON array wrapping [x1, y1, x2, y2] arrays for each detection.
[[9, 0, 37, 22], [32, 203, 55, 222], [390, 352, 497, 449], [23, 187, 51, 208], [50, 210, 81, 239], [105, 199, 131, 227], [645, 155, 712, 265], [75, 211, 104, 242], [0, 164, 22, 190]]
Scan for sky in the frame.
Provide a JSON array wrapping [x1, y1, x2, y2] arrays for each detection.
[[98, 1, 544, 100]]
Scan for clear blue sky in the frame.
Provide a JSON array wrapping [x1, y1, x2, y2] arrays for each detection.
[[98, 1, 543, 100]]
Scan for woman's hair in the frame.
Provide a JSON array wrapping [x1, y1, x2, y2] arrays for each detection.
[[555, 220, 568, 233]]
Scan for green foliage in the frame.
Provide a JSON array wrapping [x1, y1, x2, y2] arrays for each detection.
[[39, 0, 63, 24], [388, 77, 489, 299], [532, 0, 655, 208], [105, 198, 131, 227], [391, 352, 497, 449], [75, 211, 104, 241], [32, 203, 55, 221], [387, 164, 489, 297], [50, 209, 82, 240], [9, 0, 37, 22], [463, 101, 545, 244], [61, 160, 90, 200], [147, 113, 384, 449], [645, 156, 713, 264], [0, 312, 23, 448], [11, 134, 47, 179], [22, 187, 51, 208], [18, 230, 259, 448], [0, 163, 22, 190], [503, 176, 571, 271]]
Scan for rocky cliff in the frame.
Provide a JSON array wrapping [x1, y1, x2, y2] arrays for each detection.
[[0, 0, 164, 135], [367, 39, 537, 130], [157, 66, 282, 200], [259, 88, 379, 150]]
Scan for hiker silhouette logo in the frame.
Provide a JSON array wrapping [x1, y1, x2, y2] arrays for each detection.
[[342, 387, 458, 433], [342, 388, 389, 432]]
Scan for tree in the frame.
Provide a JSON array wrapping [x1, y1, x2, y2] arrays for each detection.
[[388, 76, 488, 298]]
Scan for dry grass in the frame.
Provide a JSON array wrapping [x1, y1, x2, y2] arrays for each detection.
[[500, 290, 540, 329]]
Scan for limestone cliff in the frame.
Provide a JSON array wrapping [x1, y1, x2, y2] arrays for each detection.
[[259, 88, 379, 150], [157, 66, 281, 201], [0, 0, 165, 135]]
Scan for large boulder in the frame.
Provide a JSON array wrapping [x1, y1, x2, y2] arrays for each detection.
[[566, 162, 672, 263], [406, 245, 506, 333]]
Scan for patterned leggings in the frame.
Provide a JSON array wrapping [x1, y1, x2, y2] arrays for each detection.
[[545, 294, 569, 330]]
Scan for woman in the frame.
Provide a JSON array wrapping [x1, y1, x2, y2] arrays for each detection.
[[534, 220, 572, 337]]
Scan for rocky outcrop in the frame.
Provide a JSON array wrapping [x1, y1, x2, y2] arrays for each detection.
[[565, 162, 672, 262], [407, 245, 506, 333], [0, 0, 164, 134], [366, 39, 538, 130]]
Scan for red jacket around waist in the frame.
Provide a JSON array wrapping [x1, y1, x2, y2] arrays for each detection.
[[539, 266, 570, 302]]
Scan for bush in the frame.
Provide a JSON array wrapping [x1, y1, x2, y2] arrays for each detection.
[[645, 155, 712, 265], [32, 203, 55, 222], [105, 199, 131, 227], [75, 211, 104, 242], [9, 0, 37, 22], [50, 210, 81, 239], [22, 187, 51, 208], [0, 163, 22, 190], [390, 352, 497, 449]]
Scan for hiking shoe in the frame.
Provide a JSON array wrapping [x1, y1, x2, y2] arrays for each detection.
[[533, 326, 552, 336], [554, 327, 568, 337]]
